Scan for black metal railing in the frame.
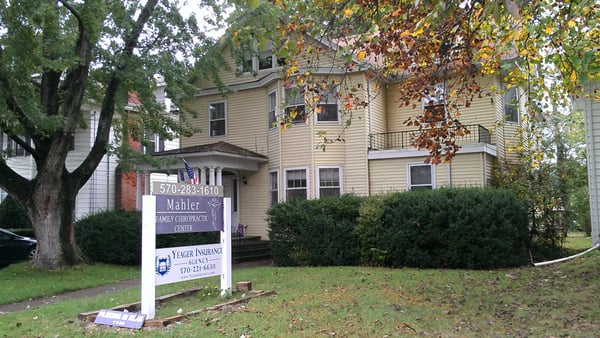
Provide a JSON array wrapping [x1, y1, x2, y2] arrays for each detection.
[[369, 124, 491, 150]]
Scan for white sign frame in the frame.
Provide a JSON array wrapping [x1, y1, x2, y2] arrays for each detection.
[[140, 195, 232, 319]]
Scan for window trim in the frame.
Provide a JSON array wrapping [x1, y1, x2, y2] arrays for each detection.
[[208, 101, 227, 138], [284, 167, 310, 201], [239, 40, 284, 74], [316, 166, 342, 198], [284, 87, 307, 125], [269, 170, 279, 207], [407, 163, 435, 190], [267, 90, 278, 129]]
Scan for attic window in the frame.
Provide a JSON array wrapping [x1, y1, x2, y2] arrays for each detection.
[[240, 41, 285, 73]]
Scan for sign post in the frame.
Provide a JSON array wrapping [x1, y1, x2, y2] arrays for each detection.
[[140, 183, 231, 320]]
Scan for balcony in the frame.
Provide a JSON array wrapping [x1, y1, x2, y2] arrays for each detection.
[[369, 124, 492, 151]]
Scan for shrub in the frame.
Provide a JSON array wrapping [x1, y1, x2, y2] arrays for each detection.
[[75, 210, 219, 265], [268, 194, 363, 266], [367, 188, 530, 269], [0, 195, 31, 228]]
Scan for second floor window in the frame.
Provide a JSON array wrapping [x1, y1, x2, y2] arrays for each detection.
[[4, 135, 31, 157], [209, 102, 226, 137], [285, 88, 306, 124], [421, 84, 446, 123], [504, 86, 519, 123], [315, 85, 339, 123], [268, 91, 277, 129]]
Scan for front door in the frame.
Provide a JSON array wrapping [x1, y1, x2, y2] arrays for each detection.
[[222, 175, 240, 233]]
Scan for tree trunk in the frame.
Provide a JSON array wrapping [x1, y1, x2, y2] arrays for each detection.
[[27, 171, 82, 269]]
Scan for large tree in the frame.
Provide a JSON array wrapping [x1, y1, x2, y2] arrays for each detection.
[[0, 0, 226, 269], [230, 0, 599, 162]]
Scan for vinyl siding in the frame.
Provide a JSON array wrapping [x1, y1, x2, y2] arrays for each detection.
[[368, 157, 449, 193], [239, 163, 270, 239], [447, 153, 486, 187]]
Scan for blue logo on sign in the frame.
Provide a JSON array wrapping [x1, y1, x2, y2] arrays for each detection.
[[155, 255, 172, 276]]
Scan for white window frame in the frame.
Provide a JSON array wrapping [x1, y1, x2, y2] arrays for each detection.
[[407, 163, 435, 190], [503, 85, 520, 123], [316, 166, 342, 198], [284, 87, 307, 125], [267, 90, 278, 129], [284, 167, 309, 201], [269, 170, 279, 207], [314, 85, 340, 124], [209, 101, 227, 138]]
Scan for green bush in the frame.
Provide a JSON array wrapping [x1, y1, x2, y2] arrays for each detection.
[[269, 188, 530, 269], [369, 188, 530, 269], [268, 195, 364, 266], [0, 195, 31, 228], [75, 210, 219, 266]]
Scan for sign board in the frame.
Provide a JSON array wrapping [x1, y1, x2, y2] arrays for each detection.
[[141, 182, 232, 320], [155, 195, 223, 234], [154, 243, 223, 285], [94, 309, 146, 329]]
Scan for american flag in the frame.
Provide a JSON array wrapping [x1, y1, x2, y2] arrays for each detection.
[[182, 159, 198, 184]]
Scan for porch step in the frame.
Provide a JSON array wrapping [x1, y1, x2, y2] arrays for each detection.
[[232, 236, 272, 263]]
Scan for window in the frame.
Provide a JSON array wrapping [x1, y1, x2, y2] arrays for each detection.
[[239, 41, 285, 73], [269, 171, 279, 207], [504, 86, 519, 123], [209, 102, 226, 137], [5, 136, 31, 157], [285, 88, 306, 124], [268, 91, 277, 129], [421, 84, 446, 123], [285, 169, 308, 201], [144, 133, 165, 154], [408, 164, 434, 190], [315, 85, 339, 123], [317, 167, 341, 198]]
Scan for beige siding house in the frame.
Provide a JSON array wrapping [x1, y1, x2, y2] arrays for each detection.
[[144, 40, 522, 240]]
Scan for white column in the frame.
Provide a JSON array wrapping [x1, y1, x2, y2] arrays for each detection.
[[200, 167, 207, 185], [136, 171, 142, 210], [144, 171, 151, 195], [209, 167, 216, 185], [216, 167, 223, 186]]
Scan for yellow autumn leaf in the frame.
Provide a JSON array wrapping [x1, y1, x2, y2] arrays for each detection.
[[413, 27, 424, 37], [570, 70, 577, 83], [567, 19, 576, 28], [344, 8, 353, 18], [357, 50, 366, 61], [545, 26, 553, 34], [517, 145, 524, 151]]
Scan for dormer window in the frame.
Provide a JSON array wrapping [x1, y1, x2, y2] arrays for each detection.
[[421, 84, 447, 123], [239, 41, 285, 73]]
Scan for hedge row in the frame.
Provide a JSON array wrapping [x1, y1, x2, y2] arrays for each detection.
[[74, 210, 218, 266], [268, 188, 530, 269]]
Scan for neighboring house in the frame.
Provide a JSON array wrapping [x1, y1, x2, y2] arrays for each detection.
[[578, 80, 600, 246], [0, 81, 178, 221], [140, 37, 523, 240]]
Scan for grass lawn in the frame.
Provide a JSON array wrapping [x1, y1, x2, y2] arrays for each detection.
[[0, 237, 598, 337]]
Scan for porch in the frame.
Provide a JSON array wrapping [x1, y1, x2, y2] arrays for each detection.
[[368, 124, 492, 151]]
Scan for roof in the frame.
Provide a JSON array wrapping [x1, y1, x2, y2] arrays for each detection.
[[153, 141, 267, 160]]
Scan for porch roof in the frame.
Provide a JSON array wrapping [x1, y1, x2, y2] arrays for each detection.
[[139, 141, 268, 173]]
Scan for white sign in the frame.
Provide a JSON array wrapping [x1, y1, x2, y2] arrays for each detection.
[[154, 243, 223, 285]]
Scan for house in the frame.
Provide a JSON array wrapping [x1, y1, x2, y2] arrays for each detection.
[[578, 81, 600, 246], [139, 36, 523, 240], [0, 80, 178, 221]]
